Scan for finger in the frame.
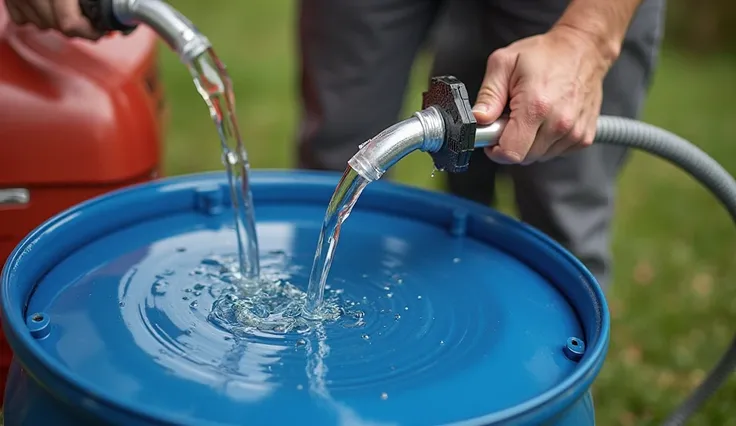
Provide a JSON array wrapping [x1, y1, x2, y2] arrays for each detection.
[[528, 110, 578, 163], [473, 49, 516, 125], [28, 0, 57, 29], [12, 0, 44, 27], [485, 93, 549, 164], [564, 114, 598, 155], [5, 0, 28, 24], [538, 125, 581, 162], [53, 0, 103, 39], [546, 114, 597, 161], [521, 113, 577, 165]]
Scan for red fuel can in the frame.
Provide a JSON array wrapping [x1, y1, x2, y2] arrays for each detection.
[[0, 4, 166, 402]]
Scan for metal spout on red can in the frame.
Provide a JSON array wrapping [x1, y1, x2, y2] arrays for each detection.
[[79, 0, 211, 63]]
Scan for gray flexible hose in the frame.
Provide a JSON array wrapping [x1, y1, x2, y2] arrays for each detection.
[[594, 116, 736, 425]]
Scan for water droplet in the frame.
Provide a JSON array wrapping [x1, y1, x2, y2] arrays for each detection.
[[383, 286, 390, 291], [190, 300, 199, 309], [176, 247, 187, 252], [362, 274, 368, 278], [295, 338, 306, 347], [183, 296, 189, 301], [440, 340, 445, 345], [193, 283, 206, 291], [162, 269, 175, 276], [394, 314, 401, 320], [184, 288, 193, 293], [404, 306, 409, 311], [417, 295, 422, 299], [430, 168, 437, 178], [353, 311, 365, 319], [118, 301, 125, 307], [297, 384, 304, 390], [381, 392, 388, 400], [193, 291, 202, 296], [453, 257, 461, 263], [362, 334, 370, 340], [386, 293, 393, 298], [396, 278, 403, 284]]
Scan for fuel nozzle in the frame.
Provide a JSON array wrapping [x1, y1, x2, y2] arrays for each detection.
[[348, 76, 507, 182], [79, 0, 211, 63]]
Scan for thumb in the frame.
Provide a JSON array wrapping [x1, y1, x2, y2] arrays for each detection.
[[472, 49, 515, 124]]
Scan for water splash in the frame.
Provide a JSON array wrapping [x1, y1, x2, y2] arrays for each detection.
[[205, 253, 364, 336]]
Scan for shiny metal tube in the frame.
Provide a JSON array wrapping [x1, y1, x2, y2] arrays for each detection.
[[474, 117, 508, 149], [348, 107, 445, 181], [112, 0, 211, 62]]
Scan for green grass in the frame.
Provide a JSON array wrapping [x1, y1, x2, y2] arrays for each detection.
[[6, 1, 733, 425], [157, 1, 736, 425]]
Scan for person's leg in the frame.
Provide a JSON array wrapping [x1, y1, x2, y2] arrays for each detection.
[[501, 0, 667, 287], [297, 0, 443, 171]]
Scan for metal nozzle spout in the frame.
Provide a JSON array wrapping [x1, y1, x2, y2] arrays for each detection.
[[348, 107, 446, 182], [80, 0, 211, 62], [347, 107, 508, 182], [348, 76, 511, 181], [348, 75, 509, 181]]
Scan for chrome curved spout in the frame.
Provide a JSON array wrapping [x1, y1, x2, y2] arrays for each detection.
[[348, 107, 445, 181], [111, 0, 211, 62], [348, 107, 508, 182]]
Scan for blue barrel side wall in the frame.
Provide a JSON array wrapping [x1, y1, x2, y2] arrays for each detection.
[[4, 362, 597, 426], [1, 170, 610, 426]]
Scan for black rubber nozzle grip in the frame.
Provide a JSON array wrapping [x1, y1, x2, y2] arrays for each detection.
[[79, 0, 137, 33], [422, 76, 477, 173]]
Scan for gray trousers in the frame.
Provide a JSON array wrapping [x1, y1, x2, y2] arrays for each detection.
[[296, 0, 666, 287]]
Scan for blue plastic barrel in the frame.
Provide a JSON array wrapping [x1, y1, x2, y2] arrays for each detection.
[[1, 171, 609, 426]]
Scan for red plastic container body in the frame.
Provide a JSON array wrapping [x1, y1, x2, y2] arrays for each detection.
[[0, 5, 166, 403]]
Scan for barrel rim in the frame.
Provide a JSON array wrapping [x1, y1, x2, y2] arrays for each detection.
[[1, 169, 610, 425]]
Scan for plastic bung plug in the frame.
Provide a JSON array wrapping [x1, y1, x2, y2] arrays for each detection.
[[421, 76, 477, 173]]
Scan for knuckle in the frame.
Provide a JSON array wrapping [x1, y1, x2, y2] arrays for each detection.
[[526, 96, 552, 121], [477, 85, 498, 102], [57, 18, 79, 34], [567, 124, 585, 142], [58, 17, 88, 36], [554, 116, 575, 136], [580, 134, 595, 147], [487, 49, 511, 68]]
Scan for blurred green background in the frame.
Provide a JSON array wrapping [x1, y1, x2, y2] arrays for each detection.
[[156, 1, 736, 425]]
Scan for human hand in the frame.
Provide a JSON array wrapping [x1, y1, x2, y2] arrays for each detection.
[[472, 26, 615, 165], [4, 0, 102, 40]]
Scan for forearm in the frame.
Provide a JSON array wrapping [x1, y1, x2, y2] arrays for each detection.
[[553, 0, 644, 63]]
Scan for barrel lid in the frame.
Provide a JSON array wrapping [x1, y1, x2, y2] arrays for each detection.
[[2, 171, 609, 426]]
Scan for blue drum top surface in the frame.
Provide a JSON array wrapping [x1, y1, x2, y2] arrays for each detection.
[[5, 171, 607, 426]]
